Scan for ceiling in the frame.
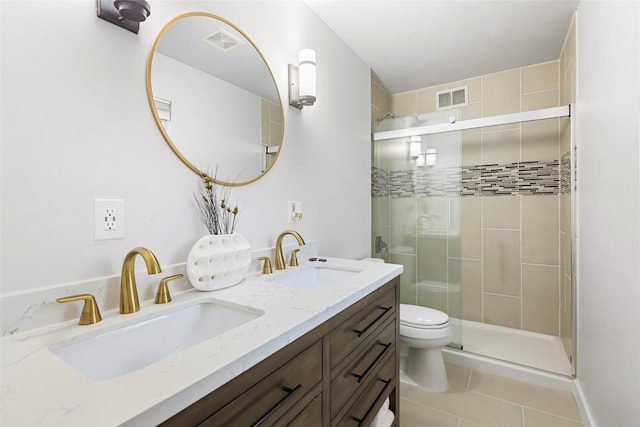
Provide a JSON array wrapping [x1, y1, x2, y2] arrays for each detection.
[[154, 14, 279, 102], [305, 0, 579, 94]]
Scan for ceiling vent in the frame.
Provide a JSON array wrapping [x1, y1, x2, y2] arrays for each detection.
[[201, 28, 244, 52], [437, 86, 468, 110]]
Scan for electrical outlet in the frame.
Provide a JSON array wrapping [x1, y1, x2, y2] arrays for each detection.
[[94, 199, 125, 240]]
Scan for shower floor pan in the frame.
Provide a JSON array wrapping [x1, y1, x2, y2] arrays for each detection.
[[453, 320, 572, 376]]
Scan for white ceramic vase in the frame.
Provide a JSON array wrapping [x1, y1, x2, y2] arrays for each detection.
[[186, 233, 251, 291]]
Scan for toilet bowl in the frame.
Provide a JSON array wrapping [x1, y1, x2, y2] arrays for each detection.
[[400, 304, 451, 392]]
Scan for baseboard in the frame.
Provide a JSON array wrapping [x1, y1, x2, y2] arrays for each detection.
[[573, 379, 597, 427]]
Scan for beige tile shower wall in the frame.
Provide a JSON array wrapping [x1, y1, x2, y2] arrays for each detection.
[[371, 76, 391, 125], [449, 193, 560, 334], [390, 60, 564, 336], [260, 98, 283, 171]]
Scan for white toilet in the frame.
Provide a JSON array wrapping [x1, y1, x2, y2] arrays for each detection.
[[399, 304, 452, 392]]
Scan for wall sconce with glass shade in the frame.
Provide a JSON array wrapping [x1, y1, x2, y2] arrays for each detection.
[[97, 0, 151, 34], [408, 135, 436, 166], [289, 49, 316, 109], [409, 135, 422, 159], [424, 148, 437, 166]]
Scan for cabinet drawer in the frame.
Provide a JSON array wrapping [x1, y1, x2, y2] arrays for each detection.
[[330, 287, 395, 368], [200, 341, 322, 427], [334, 354, 396, 427], [274, 391, 323, 427], [330, 319, 395, 419]]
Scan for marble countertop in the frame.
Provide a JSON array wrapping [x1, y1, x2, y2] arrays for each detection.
[[1, 257, 402, 426]]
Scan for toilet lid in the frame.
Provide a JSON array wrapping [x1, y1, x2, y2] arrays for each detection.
[[400, 304, 449, 328]]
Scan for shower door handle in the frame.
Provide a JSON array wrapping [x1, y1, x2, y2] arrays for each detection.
[[375, 235, 388, 254]]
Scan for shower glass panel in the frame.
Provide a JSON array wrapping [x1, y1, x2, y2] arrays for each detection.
[[372, 107, 574, 377], [372, 111, 463, 348]]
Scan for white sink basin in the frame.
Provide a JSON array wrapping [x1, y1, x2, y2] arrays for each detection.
[[50, 300, 263, 381], [268, 264, 362, 288]]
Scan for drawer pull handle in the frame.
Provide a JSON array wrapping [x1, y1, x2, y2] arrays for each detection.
[[353, 306, 392, 337], [353, 342, 392, 383], [351, 378, 392, 426], [251, 383, 302, 427]]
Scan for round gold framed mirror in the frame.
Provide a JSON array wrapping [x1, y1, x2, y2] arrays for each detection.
[[146, 12, 284, 186]]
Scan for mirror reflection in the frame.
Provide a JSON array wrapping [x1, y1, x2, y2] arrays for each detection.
[[147, 12, 283, 185]]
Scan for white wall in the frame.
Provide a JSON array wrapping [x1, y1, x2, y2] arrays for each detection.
[[576, 1, 640, 426], [0, 0, 372, 294], [153, 53, 262, 181]]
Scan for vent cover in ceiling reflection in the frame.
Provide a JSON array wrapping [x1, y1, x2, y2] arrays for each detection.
[[201, 28, 244, 52]]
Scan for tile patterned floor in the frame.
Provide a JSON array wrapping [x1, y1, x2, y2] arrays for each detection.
[[399, 363, 583, 427]]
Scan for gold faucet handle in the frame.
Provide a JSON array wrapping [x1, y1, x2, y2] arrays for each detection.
[[155, 274, 184, 304], [56, 294, 102, 325], [257, 256, 273, 274], [289, 249, 301, 267]]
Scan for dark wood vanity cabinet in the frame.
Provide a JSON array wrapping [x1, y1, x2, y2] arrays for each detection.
[[161, 277, 400, 427]]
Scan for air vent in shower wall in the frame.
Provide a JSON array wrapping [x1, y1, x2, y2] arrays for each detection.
[[436, 86, 468, 110], [201, 28, 244, 52]]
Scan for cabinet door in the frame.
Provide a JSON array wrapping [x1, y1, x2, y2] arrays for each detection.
[[200, 341, 322, 427]]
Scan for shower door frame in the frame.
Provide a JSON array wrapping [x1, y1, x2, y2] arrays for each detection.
[[373, 105, 576, 377], [373, 105, 570, 140]]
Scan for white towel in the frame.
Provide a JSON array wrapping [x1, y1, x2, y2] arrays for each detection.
[[370, 398, 392, 427], [370, 409, 394, 427], [381, 397, 389, 411], [380, 409, 395, 427]]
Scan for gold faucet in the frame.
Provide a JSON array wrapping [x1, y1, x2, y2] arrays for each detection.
[[275, 230, 305, 270], [120, 247, 162, 314]]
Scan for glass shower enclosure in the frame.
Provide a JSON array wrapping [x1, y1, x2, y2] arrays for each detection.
[[372, 106, 575, 377]]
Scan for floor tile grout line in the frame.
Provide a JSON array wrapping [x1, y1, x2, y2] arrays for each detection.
[[452, 387, 583, 424], [404, 386, 413, 400], [399, 395, 474, 423], [401, 393, 580, 427], [401, 389, 583, 426], [463, 369, 581, 422], [400, 395, 510, 427], [401, 389, 527, 427], [465, 388, 528, 409], [520, 404, 584, 424], [459, 415, 492, 427], [399, 364, 584, 426]]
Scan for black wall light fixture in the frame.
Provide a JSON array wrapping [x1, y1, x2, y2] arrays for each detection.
[[97, 0, 151, 34]]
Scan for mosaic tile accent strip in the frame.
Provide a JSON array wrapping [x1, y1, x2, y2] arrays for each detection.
[[518, 160, 560, 195], [373, 160, 560, 198], [371, 166, 389, 197], [414, 167, 462, 197], [478, 163, 520, 195], [560, 152, 571, 194], [388, 169, 415, 198]]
